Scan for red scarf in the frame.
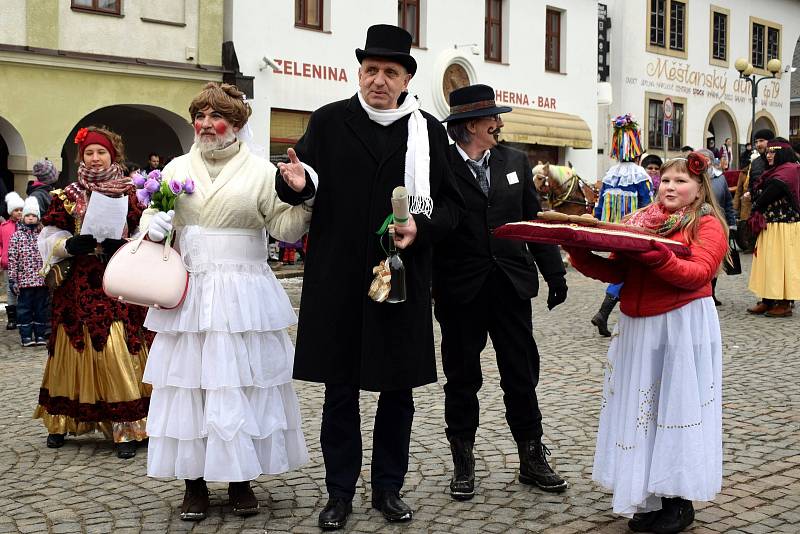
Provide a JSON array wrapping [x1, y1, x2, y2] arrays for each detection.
[[65, 162, 132, 218], [625, 202, 710, 236]]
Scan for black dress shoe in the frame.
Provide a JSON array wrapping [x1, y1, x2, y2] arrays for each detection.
[[46, 433, 66, 448], [318, 497, 352, 530], [228, 481, 259, 516], [116, 441, 137, 459], [517, 440, 568, 492], [449, 436, 475, 500], [628, 509, 661, 532], [371, 489, 412, 522], [652, 498, 694, 534]]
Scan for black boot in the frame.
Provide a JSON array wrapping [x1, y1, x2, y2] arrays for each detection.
[[591, 295, 618, 337], [318, 497, 352, 530], [116, 441, 137, 459], [517, 440, 568, 492], [628, 510, 661, 532], [449, 436, 475, 500], [228, 481, 259, 516], [711, 278, 721, 306], [652, 497, 694, 534], [46, 433, 66, 448], [180, 478, 209, 521], [6, 305, 17, 330]]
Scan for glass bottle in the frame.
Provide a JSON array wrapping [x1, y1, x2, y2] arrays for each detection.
[[386, 229, 406, 303]]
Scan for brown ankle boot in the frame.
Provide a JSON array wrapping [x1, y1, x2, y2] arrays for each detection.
[[747, 301, 772, 315], [228, 481, 259, 516], [180, 478, 209, 521], [765, 300, 793, 317]]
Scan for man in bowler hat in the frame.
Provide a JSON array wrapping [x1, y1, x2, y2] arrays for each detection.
[[434, 84, 569, 501], [275, 24, 463, 530]]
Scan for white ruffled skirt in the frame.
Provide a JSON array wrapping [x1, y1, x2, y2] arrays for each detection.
[[143, 226, 308, 482], [593, 297, 723, 516]]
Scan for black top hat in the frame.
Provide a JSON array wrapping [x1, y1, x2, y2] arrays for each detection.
[[355, 24, 417, 75], [442, 84, 512, 123]]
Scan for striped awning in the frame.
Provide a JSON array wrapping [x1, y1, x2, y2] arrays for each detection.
[[499, 107, 593, 149]]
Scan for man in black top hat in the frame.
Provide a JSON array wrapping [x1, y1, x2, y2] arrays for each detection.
[[274, 24, 463, 530], [433, 84, 569, 501]]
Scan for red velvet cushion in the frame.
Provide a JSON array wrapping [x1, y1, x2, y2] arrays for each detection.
[[494, 220, 691, 256]]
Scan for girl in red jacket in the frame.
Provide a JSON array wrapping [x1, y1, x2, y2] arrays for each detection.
[[565, 153, 728, 534]]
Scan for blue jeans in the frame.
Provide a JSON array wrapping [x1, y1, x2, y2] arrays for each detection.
[[17, 286, 50, 341]]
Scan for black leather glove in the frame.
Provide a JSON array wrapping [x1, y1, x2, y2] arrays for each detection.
[[101, 238, 127, 256], [547, 277, 568, 310], [65, 235, 98, 255]]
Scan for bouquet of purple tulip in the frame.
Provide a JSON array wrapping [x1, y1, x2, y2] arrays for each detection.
[[132, 169, 195, 211]]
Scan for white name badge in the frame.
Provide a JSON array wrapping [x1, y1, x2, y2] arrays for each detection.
[[506, 171, 519, 185]]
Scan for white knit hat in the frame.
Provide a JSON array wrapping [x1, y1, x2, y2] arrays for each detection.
[[22, 196, 40, 218], [5, 192, 24, 213]]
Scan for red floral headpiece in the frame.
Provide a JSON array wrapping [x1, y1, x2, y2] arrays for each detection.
[[74, 127, 89, 145], [686, 152, 708, 176], [74, 127, 116, 162]]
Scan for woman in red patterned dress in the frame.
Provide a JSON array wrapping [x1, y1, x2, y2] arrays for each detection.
[[33, 126, 152, 459]]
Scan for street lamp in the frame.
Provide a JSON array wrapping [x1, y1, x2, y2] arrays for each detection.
[[735, 57, 782, 146]]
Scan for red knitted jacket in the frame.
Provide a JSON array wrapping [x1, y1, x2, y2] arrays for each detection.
[[569, 216, 728, 317]]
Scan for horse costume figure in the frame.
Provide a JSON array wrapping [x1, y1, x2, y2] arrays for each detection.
[[533, 162, 597, 216]]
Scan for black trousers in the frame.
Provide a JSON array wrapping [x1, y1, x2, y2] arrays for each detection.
[[320, 383, 414, 500], [435, 268, 543, 443]]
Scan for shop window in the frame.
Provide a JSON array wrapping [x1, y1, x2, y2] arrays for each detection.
[[790, 116, 800, 142], [71, 0, 121, 15], [270, 109, 312, 164], [750, 17, 781, 73], [647, 0, 688, 59], [398, 0, 420, 47], [485, 0, 503, 62], [545, 8, 562, 73], [710, 8, 728, 63], [295, 0, 323, 30], [647, 98, 684, 151]]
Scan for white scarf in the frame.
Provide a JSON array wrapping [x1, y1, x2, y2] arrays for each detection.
[[357, 91, 432, 217]]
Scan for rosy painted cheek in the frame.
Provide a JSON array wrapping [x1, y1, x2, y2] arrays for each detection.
[[214, 122, 228, 135], [193, 121, 202, 134]]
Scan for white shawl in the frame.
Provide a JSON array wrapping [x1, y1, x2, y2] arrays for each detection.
[[357, 91, 433, 217]]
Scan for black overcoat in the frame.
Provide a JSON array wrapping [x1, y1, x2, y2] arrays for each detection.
[[276, 94, 463, 391], [433, 143, 565, 305]]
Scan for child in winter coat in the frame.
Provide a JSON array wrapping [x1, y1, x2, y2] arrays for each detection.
[[7, 197, 49, 346], [1, 192, 25, 329]]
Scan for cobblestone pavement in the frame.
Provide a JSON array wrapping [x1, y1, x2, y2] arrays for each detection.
[[1, 253, 798, 534]]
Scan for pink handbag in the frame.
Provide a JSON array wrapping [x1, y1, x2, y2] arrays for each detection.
[[103, 232, 189, 309]]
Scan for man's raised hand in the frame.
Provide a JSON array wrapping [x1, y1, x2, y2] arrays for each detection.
[[277, 148, 307, 193]]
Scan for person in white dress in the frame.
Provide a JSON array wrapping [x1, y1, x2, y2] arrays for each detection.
[[565, 153, 728, 534], [141, 82, 313, 521]]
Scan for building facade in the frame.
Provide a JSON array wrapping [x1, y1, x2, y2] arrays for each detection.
[[225, 0, 599, 178], [602, 0, 800, 174], [0, 0, 225, 192]]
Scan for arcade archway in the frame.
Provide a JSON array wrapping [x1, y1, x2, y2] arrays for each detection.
[[704, 104, 739, 167], [59, 105, 193, 183], [0, 116, 27, 195]]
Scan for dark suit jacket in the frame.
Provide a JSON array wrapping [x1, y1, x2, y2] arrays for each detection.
[[433, 143, 565, 305]]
